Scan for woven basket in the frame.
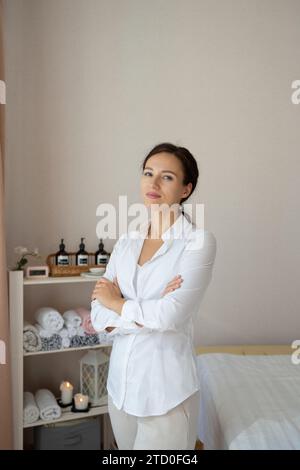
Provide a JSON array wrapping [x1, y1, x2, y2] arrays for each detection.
[[46, 252, 109, 277]]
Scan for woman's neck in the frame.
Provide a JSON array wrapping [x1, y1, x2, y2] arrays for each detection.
[[148, 209, 181, 239]]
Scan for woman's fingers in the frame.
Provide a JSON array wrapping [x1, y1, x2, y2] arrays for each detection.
[[169, 274, 182, 284], [166, 276, 183, 289], [91, 282, 105, 299], [163, 284, 181, 294], [96, 277, 109, 285], [167, 279, 182, 289], [92, 278, 109, 298], [161, 275, 183, 297]]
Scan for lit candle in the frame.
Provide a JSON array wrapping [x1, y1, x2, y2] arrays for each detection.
[[74, 393, 89, 410], [60, 381, 73, 405]]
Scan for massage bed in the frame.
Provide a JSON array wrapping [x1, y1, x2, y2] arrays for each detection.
[[195, 345, 300, 450]]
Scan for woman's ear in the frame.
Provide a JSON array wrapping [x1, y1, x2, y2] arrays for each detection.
[[183, 182, 192, 199]]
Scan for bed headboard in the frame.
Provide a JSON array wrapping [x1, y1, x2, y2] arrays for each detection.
[[196, 344, 292, 355]]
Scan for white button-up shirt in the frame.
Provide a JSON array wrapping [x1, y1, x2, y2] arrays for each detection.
[[91, 213, 217, 417]]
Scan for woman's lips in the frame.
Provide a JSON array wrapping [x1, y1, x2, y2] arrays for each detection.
[[146, 193, 161, 199]]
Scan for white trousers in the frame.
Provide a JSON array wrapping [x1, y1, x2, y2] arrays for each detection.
[[107, 390, 200, 450]]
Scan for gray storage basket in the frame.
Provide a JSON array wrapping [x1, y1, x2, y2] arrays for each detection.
[[34, 417, 101, 450]]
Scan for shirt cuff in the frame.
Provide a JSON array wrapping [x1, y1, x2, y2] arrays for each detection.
[[91, 299, 122, 331], [120, 299, 136, 323]]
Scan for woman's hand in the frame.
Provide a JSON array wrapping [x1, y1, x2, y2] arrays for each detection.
[[160, 275, 183, 297], [91, 277, 123, 310]]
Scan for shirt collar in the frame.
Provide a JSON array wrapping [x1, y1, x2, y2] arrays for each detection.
[[133, 211, 192, 241]]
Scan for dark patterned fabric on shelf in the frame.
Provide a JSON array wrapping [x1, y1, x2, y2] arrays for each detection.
[[41, 334, 62, 351]]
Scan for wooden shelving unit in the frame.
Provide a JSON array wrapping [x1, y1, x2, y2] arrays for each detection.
[[9, 271, 112, 450]]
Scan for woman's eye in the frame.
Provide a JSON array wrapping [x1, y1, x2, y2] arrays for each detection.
[[143, 172, 172, 180]]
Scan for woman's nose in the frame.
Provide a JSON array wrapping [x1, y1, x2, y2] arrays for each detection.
[[150, 176, 160, 189]]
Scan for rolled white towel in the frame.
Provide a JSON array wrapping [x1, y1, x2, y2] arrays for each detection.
[[23, 323, 42, 352], [35, 389, 61, 421], [23, 392, 39, 424], [35, 324, 52, 338], [63, 309, 82, 328], [35, 307, 64, 334]]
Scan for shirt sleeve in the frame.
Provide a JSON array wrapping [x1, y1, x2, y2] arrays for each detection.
[[90, 299, 152, 337], [120, 231, 217, 332], [90, 235, 151, 337]]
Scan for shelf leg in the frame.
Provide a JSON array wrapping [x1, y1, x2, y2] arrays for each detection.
[[9, 271, 24, 450]]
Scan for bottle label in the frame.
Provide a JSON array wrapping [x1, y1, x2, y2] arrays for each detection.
[[97, 254, 108, 265], [57, 255, 69, 266], [78, 254, 88, 265]]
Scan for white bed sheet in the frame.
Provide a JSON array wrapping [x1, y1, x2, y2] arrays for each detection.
[[196, 353, 300, 450]]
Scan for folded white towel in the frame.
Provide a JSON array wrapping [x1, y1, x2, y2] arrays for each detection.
[[65, 324, 86, 338], [38, 326, 70, 348], [58, 327, 69, 338], [65, 324, 77, 337], [35, 307, 64, 334], [23, 391, 39, 424], [57, 328, 71, 348], [35, 389, 61, 421], [61, 337, 71, 348], [63, 309, 82, 328], [23, 323, 42, 352], [76, 326, 85, 337]]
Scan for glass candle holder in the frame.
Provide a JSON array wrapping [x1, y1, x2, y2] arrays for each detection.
[[74, 393, 89, 410]]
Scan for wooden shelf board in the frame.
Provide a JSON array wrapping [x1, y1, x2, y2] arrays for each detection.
[[24, 343, 111, 357], [23, 275, 103, 286], [23, 402, 108, 428]]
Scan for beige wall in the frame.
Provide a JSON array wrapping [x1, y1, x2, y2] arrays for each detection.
[[3, 0, 300, 346]]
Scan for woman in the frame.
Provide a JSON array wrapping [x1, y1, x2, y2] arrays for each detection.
[[91, 142, 217, 450]]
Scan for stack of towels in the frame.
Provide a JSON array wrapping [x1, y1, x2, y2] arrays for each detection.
[[23, 389, 61, 425], [23, 306, 113, 353]]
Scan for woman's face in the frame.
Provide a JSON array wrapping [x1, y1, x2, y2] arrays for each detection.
[[140, 152, 192, 209]]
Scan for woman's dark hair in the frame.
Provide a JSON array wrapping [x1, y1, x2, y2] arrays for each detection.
[[141, 142, 199, 208]]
